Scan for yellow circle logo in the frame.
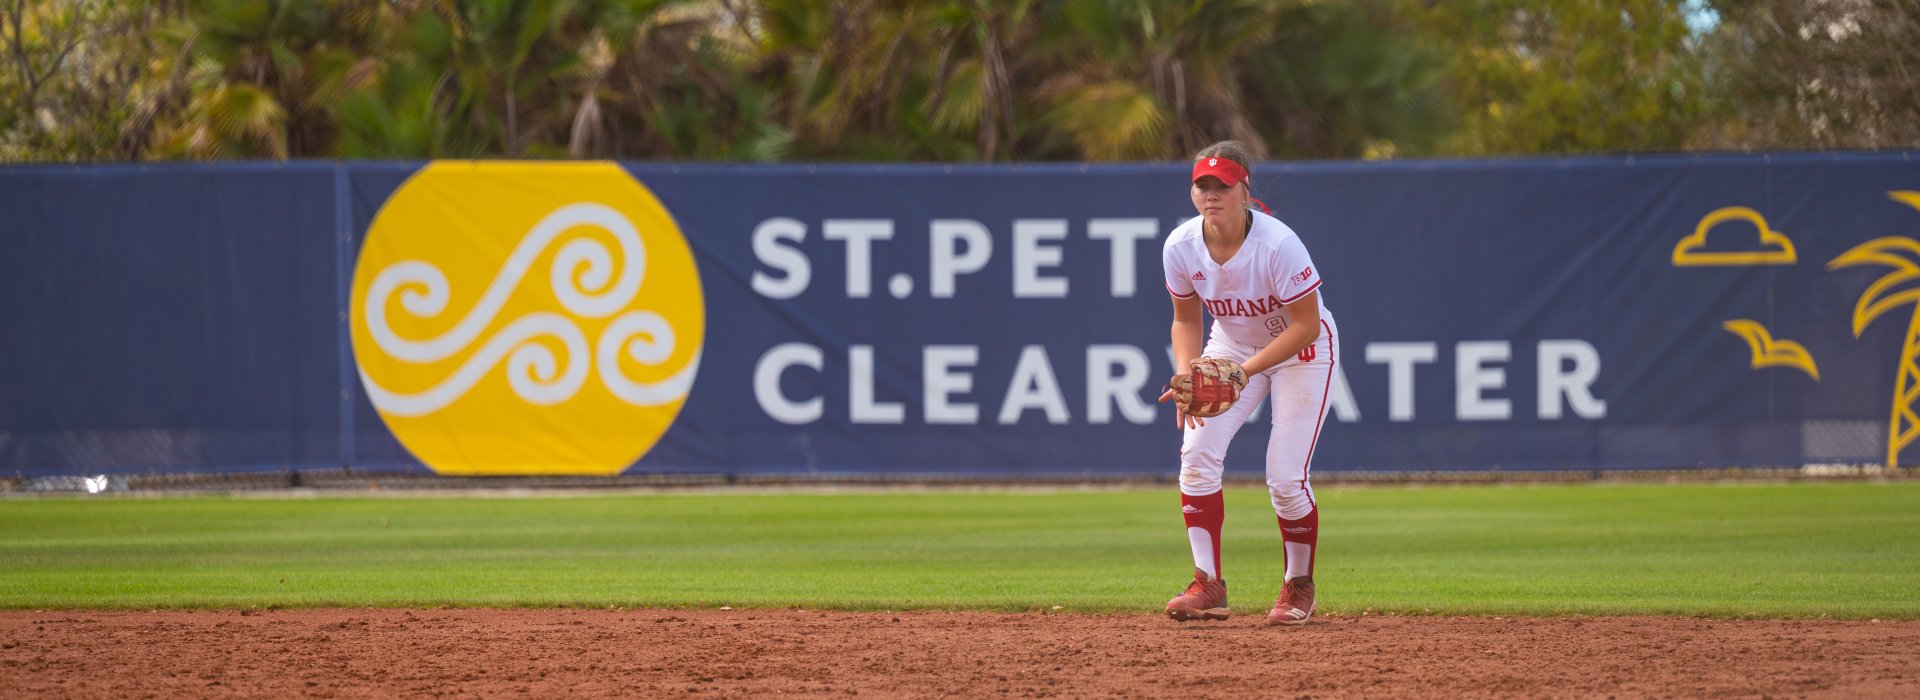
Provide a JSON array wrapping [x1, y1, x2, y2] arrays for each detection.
[[350, 162, 703, 475]]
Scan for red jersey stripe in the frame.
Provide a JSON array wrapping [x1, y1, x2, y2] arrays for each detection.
[[1279, 278, 1322, 305]]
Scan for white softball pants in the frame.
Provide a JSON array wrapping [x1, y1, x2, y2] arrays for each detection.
[[1177, 318, 1337, 521]]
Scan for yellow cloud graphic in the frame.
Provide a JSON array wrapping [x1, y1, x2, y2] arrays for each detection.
[[1721, 319, 1819, 380], [1673, 207, 1797, 266]]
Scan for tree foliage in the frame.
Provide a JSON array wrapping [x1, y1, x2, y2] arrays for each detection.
[[1699, 0, 1920, 150], [1395, 0, 1708, 156], [0, 0, 1914, 162], [0, 0, 177, 160]]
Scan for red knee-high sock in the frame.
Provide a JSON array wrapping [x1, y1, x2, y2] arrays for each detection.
[[1278, 507, 1318, 580], [1182, 491, 1226, 580]]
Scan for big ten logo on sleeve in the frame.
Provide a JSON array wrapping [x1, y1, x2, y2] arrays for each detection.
[[350, 162, 704, 475]]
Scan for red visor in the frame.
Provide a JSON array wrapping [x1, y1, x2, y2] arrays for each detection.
[[1192, 157, 1249, 187]]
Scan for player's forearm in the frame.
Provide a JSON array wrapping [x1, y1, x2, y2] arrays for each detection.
[[1170, 318, 1205, 368], [1241, 322, 1320, 375]]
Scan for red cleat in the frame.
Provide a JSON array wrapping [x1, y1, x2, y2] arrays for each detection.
[[1266, 576, 1315, 626], [1165, 568, 1229, 621]]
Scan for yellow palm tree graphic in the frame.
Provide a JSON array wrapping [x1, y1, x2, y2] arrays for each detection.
[[1827, 191, 1920, 471]]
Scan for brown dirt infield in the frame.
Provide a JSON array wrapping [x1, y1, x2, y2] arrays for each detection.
[[3, 609, 1916, 698]]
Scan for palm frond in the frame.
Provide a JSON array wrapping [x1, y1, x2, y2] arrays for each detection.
[[1042, 79, 1168, 160], [1830, 236, 1920, 336], [926, 59, 985, 136]]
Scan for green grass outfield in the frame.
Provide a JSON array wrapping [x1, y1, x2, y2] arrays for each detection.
[[2, 481, 1916, 618]]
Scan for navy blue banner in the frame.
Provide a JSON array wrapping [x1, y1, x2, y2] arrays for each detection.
[[5, 155, 1918, 475], [2, 165, 341, 473]]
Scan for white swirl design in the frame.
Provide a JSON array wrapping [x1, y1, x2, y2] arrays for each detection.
[[361, 313, 592, 417], [359, 202, 697, 417], [598, 311, 701, 406], [365, 202, 645, 364]]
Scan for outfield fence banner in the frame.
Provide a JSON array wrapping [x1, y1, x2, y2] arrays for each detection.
[[4, 154, 1919, 476]]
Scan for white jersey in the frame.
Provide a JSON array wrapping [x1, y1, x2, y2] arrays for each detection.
[[1162, 210, 1333, 350]]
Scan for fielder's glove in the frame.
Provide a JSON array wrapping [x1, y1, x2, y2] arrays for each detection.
[[1169, 357, 1248, 418]]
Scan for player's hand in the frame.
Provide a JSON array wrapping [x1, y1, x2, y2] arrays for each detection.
[[1176, 357, 1245, 422], [1158, 375, 1206, 429]]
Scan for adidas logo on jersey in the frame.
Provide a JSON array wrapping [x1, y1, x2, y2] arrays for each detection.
[[1181, 505, 1203, 514], [1192, 271, 1206, 281]]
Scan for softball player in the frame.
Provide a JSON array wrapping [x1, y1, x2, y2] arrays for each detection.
[[1157, 140, 1337, 625]]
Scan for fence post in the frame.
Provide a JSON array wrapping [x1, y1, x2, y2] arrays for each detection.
[[334, 163, 356, 471]]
